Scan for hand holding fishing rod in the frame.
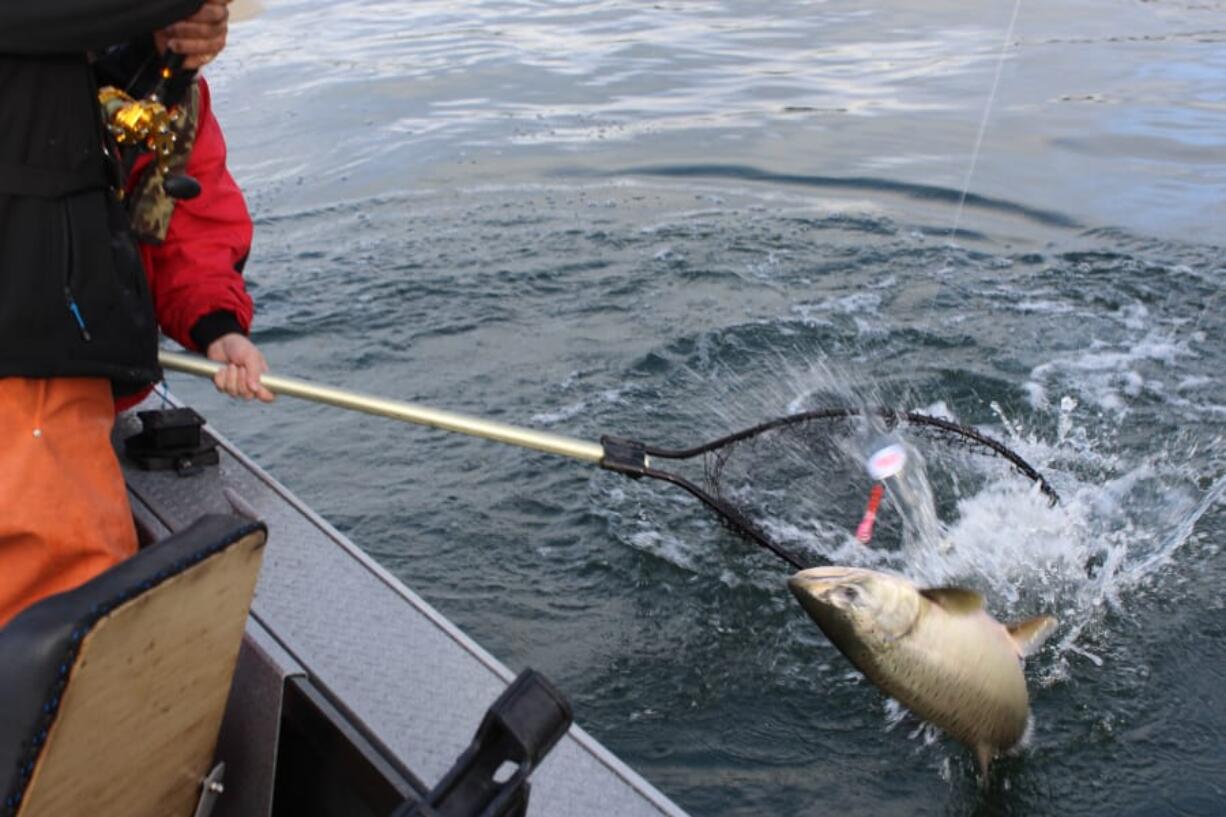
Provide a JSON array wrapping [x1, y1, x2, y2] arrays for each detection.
[[155, 0, 232, 71], [99, 0, 233, 201]]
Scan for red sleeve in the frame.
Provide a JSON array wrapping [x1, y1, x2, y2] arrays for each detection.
[[141, 78, 255, 352]]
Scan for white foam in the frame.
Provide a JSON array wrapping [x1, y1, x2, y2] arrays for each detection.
[[531, 387, 626, 425], [1028, 330, 1195, 414]]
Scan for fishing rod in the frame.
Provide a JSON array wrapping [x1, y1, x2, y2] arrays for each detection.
[[159, 350, 1059, 571]]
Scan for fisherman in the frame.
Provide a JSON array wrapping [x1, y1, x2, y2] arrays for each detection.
[[95, 22, 275, 409], [0, 0, 264, 628]]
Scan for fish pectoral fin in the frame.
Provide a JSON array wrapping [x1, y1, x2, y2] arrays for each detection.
[[1006, 615, 1058, 658], [918, 586, 984, 613]]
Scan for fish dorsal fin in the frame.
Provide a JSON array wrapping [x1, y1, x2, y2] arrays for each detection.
[[919, 586, 985, 614], [1006, 615, 1058, 658]]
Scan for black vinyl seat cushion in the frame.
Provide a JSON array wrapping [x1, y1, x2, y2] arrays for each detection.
[[0, 514, 266, 815]]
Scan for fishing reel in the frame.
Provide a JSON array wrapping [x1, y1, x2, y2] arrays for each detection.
[[98, 54, 201, 200], [99, 86, 179, 169]]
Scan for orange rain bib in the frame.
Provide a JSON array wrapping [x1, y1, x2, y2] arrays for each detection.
[[0, 377, 138, 628]]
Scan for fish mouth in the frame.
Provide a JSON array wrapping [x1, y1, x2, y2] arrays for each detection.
[[787, 566, 861, 596], [788, 567, 863, 634]]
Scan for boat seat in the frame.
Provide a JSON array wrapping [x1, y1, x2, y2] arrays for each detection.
[[0, 514, 267, 817]]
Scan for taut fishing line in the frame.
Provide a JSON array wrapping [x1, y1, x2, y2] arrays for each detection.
[[949, 0, 1026, 242]]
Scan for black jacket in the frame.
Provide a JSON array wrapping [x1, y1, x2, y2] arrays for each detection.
[[0, 0, 201, 391]]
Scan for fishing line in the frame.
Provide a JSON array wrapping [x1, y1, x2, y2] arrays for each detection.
[[945, 0, 1025, 250], [856, 4, 1034, 565], [923, 0, 1025, 401]]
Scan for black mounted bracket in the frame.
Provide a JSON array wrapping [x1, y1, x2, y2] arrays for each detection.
[[389, 669, 573, 817], [124, 407, 219, 476]]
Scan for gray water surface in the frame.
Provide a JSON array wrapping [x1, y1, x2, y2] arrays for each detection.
[[175, 1, 1225, 813]]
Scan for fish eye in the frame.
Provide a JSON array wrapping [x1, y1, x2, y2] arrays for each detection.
[[840, 586, 860, 603]]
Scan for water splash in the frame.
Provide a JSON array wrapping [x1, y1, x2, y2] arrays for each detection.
[[796, 392, 1226, 683]]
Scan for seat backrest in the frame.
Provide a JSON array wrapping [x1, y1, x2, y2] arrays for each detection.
[[0, 514, 267, 817]]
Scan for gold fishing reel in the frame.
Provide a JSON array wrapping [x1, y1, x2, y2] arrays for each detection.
[[98, 52, 201, 202], [98, 86, 183, 177]]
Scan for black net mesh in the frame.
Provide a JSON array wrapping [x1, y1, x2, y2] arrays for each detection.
[[636, 409, 1056, 569]]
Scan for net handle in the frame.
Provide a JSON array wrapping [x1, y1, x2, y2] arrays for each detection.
[[159, 351, 607, 463], [162, 350, 812, 568]]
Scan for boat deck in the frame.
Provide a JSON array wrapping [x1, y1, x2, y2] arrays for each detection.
[[115, 403, 689, 817]]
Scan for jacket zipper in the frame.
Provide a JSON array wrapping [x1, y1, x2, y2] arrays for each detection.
[[61, 200, 92, 342]]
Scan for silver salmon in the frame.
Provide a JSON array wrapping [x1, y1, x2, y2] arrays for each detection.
[[788, 566, 1056, 781]]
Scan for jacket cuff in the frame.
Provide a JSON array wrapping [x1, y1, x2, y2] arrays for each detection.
[[189, 310, 245, 352]]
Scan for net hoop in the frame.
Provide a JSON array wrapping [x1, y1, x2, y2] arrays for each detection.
[[642, 407, 1059, 507]]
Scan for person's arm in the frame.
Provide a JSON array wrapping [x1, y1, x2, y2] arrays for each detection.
[[0, 0, 203, 54], [147, 79, 271, 401]]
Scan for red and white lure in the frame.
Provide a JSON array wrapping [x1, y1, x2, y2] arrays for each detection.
[[855, 442, 908, 544]]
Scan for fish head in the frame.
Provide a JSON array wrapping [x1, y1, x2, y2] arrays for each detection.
[[787, 567, 921, 653]]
